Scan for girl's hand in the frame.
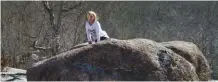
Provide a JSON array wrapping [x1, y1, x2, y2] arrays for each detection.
[[88, 41, 92, 44]]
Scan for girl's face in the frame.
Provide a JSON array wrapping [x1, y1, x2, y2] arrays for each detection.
[[88, 14, 95, 23]]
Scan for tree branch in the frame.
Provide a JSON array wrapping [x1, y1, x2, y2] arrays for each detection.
[[42, 1, 54, 24], [42, 1, 53, 13], [61, 1, 84, 13], [42, 1, 55, 31], [32, 40, 51, 50], [20, 32, 37, 38]]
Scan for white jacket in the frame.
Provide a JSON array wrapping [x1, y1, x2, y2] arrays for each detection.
[[85, 21, 109, 42]]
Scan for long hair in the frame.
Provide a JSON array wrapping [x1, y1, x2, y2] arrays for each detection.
[[86, 11, 98, 21]]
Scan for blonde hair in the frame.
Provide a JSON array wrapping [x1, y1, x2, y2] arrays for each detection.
[[86, 11, 98, 21]]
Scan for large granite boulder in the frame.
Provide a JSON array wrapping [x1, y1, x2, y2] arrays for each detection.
[[27, 38, 211, 81]]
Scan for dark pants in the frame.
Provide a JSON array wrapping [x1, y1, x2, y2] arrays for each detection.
[[95, 36, 108, 42]]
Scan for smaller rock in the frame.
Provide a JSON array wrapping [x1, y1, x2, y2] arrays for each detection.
[[1, 67, 26, 82]]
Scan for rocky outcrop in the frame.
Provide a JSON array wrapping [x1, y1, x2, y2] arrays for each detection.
[[160, 41, 211, 80], [27, 38, 211, 81]]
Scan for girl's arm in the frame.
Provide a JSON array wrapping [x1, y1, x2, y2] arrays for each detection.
[[86, 23, 92, 43], [96, 21, 101, 42]]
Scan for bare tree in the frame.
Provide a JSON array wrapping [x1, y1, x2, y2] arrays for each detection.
[[41, 1, 83, 55]]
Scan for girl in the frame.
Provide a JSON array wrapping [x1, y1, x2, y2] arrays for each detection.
[[85, 11, 109, 44]]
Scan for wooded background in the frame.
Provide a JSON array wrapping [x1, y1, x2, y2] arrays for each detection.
[[1, 1, 218, 79]]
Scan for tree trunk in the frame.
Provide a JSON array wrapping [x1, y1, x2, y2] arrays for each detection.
[[51, 1, 64, 55], [42, 1, 64, 55], [42, 1, 83, 55]]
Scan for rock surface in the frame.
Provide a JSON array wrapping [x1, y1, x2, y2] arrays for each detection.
[[160, 41, 211, 80], [27, 38, 211, 81]]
